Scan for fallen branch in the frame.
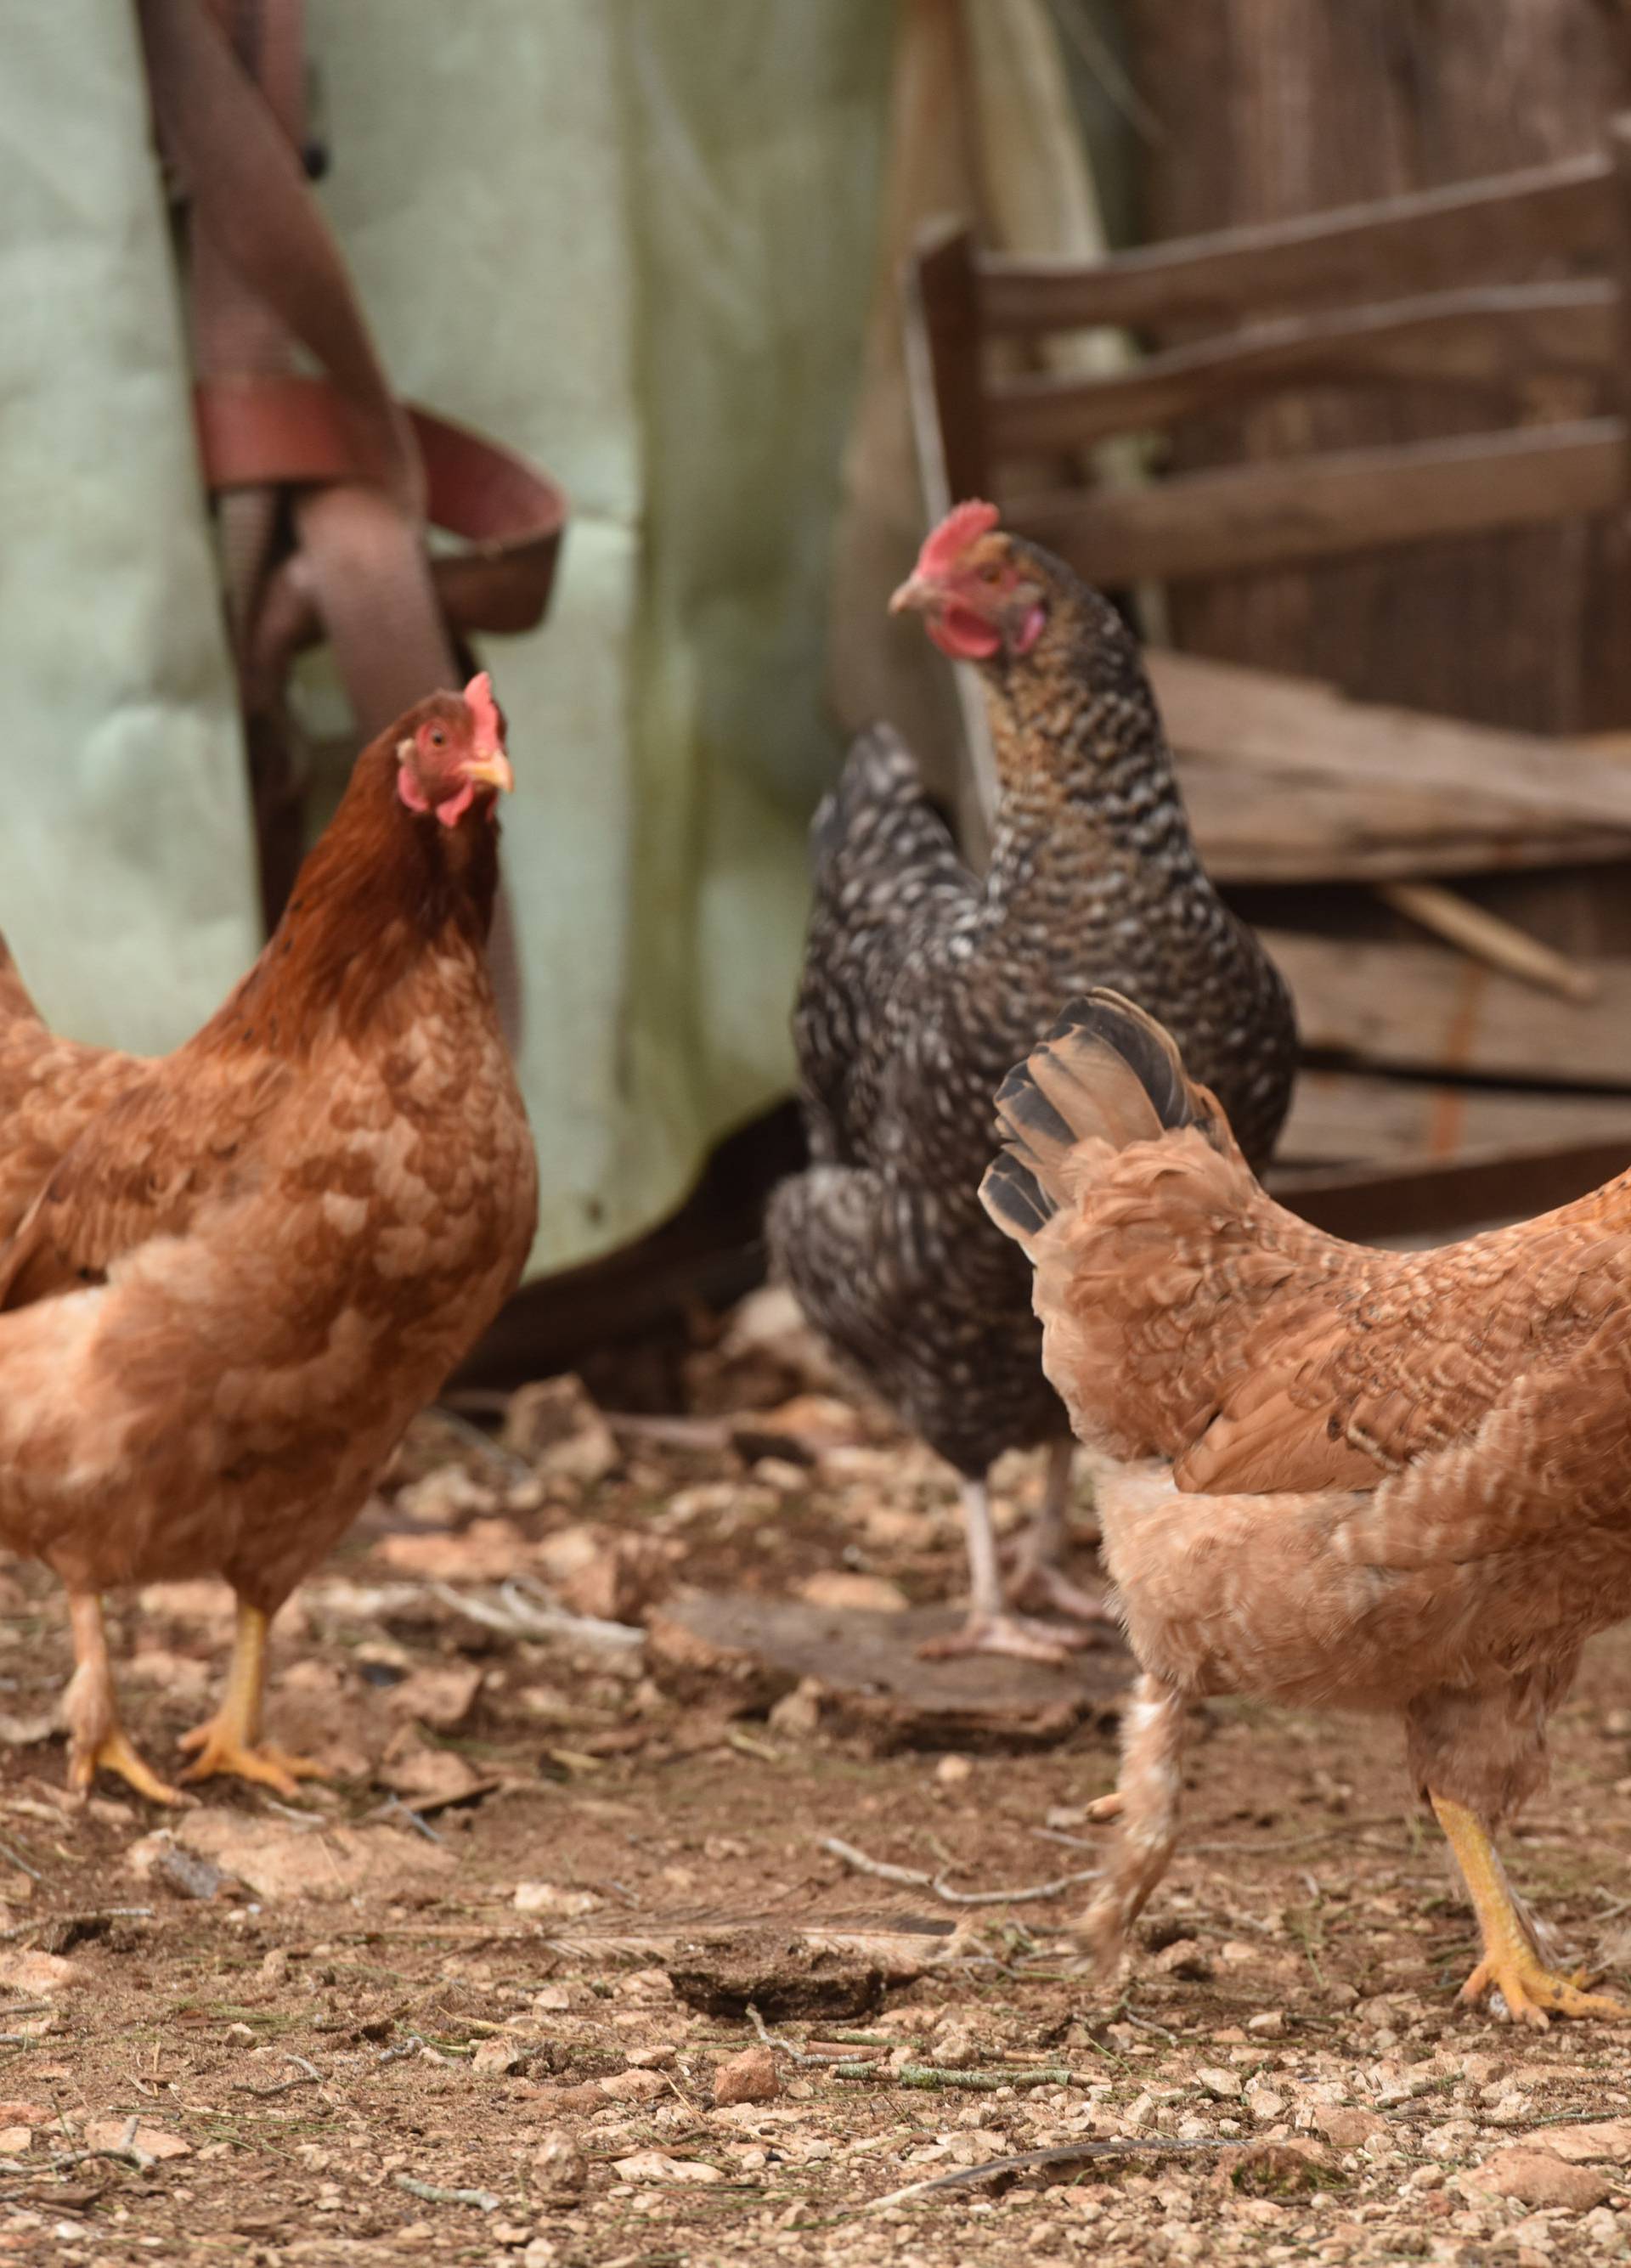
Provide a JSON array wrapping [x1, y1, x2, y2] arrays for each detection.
[[862, 2135, 1239, 2214], [394, 2174, 500, 2212], [430, 1578, 642, 1652], [746, 2006, 820, 2065], [821, 1837, 1097, 1908], [898, 2064, 1075, 2092], [234, 2055, 320, 2098], [0, 1907, 152, 1946], [0, 1833, 43, 1885]]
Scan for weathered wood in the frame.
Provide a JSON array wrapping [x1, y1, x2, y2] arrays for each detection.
[[987, 283, 1613, 458], [1377, 881, 1597, 1002], [1122, 3, 1631, 735], [1012, 420, 1623, 586], [979, 151, 1611, 335], [1152, 647, 1631, 831], [900, 216, 997, 850], [1267, 931, 1631, 1090], [1276, 1069, 1631, 1168], [902, 217, 987, 511]]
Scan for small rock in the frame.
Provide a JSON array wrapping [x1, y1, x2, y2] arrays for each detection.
[[1155, 1939, 1214, 1982], [612, 2150, 725, 2185], [797, 1571, 910, 1615], [1196, 2067, 1241, 2101], [1466, 2144, 1611, 2212], [0, 2128, 29, 2154], [1246, 2011, 1286, 2039], [712, 2047, 779, 2107], [376, 1728, 486, 1805], [84, 2118, 190, 2160], [927, 2019, 979, 2070], [512, 1882, 602, 1919], [935, 1755, 973, 1787], [471, 2039, 531, 2077], [1526, 2116, 1631, 2164], [1247, 2089, 1286, 2124], [529, 2130, 586, 2196], [1317, 2107, 1387, 2150], [766, 1681, 824, 1740], [600, 2068, 666, 2102], [503, 1375, 619, 1486], [260, 1948, 291, 1986], [386, 1663, 483, 1731]]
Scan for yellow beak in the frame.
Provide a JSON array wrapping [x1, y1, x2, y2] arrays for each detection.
[[463, 750, 515, 794]]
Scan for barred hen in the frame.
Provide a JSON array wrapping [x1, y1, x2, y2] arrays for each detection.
[[986, 991, 1631, 2024], [0, 677, 536, 1803], [768, 502, 1295, 1658]]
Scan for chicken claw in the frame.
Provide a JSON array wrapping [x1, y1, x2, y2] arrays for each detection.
[[176, 1724, 326, 1800], [1433, 1791, 1628, 2028], [71, 1727, 187, 1808], [176, 1600, 330, 1801], [1459, 1950, 1629, 2030], [917, 1610, 1088, 1665], [63, 1592, 185, 1806]]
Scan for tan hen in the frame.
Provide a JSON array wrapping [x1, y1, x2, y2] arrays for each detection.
[[983, 990, 1631, 2027]]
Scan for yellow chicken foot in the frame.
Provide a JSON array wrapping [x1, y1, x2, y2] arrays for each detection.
[[63, 1592, 184, 1806], [1431, 1793, 1628, 2028], [918, 1472, 1092, 1662], [178, 1602, 328, 1800]]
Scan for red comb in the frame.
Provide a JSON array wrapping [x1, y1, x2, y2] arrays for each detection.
[[917, 499, 1001, 577], [463, 670, 501, 748]]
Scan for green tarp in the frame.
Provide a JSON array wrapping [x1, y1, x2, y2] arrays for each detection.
[[3, 1, 894, 1272]]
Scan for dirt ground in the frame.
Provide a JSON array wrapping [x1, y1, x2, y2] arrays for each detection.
[[2, 1293, 1631, 2267]]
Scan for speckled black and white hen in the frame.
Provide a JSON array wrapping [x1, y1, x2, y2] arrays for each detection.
[[767, 501, 1297, 1660]]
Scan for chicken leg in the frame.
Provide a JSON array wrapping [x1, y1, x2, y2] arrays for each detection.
[[178, 1600, 328, 1799], [920, 1445, 1112, 1662], [63, 1592, 183, 1806], [1431, 1793, 1628, 2028], [1077, 1673, 1187, 1978], [1007, 1441, 1114, 1624]]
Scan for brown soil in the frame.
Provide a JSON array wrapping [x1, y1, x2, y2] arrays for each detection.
[[2, 1296, 1630, 2266]]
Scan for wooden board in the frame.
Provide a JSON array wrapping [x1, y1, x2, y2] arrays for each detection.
[[647, 1595, 1126, 1753], [979, 152, 1610, 335], [1267, 931, 1631, 1088], [1010, 420, 1622, 588], [1276, 1069, 1631, 1168]]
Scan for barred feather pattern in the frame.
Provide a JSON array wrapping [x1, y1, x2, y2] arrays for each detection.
[[768, 552, 1296, 1477]]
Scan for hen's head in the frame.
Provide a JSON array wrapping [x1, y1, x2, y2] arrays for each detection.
[[394, 673, 515, 828], [889, 501, 1048, 663]]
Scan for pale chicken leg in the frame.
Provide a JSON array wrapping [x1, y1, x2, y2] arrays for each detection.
[[63, 1591, 183, 1807], [920, 1441, 1115, 1663]]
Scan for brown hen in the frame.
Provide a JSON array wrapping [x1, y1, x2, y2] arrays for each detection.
[[984, 990, 1631, 2027], [0, 676, 537, 1803]]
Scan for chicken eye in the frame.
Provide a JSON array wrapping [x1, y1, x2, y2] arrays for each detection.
[[426, 728, 447, 750]]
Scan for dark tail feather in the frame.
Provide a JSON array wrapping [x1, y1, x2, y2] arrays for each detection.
[[981, 990, 1213, 1249]]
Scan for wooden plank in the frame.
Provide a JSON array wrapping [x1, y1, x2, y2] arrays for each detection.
[[987, 282, 1612, 457], [1276, 1134, 1631, 1245], [1277, 1069, 1631, 1167], [901, 219, 998, 852], [1151, 646, 1631, 833], [979, 152, 1611, 335], [1266, 931, 1631, 1089], [1009, 420, 1623, 585], [1179, 766, 1630, 886], [903, 220, 988, 511]]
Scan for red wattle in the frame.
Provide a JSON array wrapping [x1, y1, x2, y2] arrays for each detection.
[[926, 606, 1002, 661]]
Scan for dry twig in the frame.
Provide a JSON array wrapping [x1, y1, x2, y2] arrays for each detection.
[[862, 2135, 1238, 2214], [821, 1836, 1097, 1907], [394, 2173, 500, 2211]]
